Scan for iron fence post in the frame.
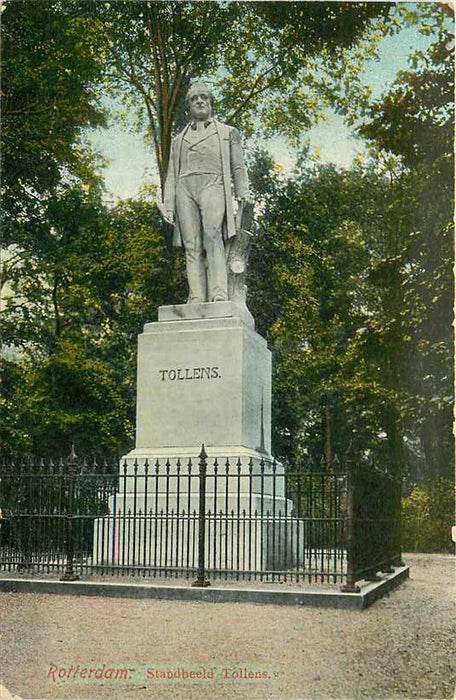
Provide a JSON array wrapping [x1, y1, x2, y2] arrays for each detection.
[[381, 477, 397, 573], [340, 460, 360, 593], [381, 563, 395, 574], [60, 445, 79, 581], [396, 476, 406, 567], [192, 445, 210, 587]]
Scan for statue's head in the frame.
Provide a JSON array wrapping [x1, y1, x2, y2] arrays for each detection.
[[186, 82, 214, 122]]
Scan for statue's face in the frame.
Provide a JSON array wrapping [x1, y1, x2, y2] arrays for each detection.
[[188, 88, 212, 122]]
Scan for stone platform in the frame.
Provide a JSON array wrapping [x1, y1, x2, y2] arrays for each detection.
[[95, 302, 291, 573]]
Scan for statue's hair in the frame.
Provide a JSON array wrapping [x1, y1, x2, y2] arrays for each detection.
[[185, 82, 215, 111]]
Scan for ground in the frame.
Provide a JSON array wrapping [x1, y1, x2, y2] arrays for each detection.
[[0, 553, 454, 700]]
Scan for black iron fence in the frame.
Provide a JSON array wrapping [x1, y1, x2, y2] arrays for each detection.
[[0, 447, 402, 590]]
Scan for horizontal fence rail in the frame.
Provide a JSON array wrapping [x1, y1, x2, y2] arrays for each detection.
[[0, 447, 402, 589]]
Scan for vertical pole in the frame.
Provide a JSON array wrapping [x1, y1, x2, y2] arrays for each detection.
[[213, 458, 218, 574], [236, 457, 241, 579], [60, 445, 79, 582], [381, 474, 396, 574], [272, 459, 276, 581], [192, 445, 210, 587], [340, 461, 360, 593], [175, 458, 181, 573], [224, 458, 229, 579], [143, 458, 149, 571], [260, 457, 265, 581], [185, 458, 192, 577], [23, 459, 32, 570], [396, 476, 405, 567], [248, 457, 253, 577]]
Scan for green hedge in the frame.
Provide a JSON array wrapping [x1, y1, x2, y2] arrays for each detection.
[[402, 478, 454, 553]]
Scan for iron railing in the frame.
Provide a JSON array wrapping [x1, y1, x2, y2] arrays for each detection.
[[0, 447, 402, 589]]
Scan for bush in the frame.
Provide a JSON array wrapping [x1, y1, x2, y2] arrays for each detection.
[[402, 478, 454, 552]]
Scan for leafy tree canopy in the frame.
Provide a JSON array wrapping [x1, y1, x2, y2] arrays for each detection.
[[1, 0, 107, 242], [72, 0, 391, 187]]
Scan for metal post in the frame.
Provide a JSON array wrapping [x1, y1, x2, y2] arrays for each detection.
[[340, 461, 360, 593], [396, 476, 406, 567], [365, 569, 381, 580], [60, 445, 80, 581], [381, 564, 395, 574], [192, 445, 210, 587]]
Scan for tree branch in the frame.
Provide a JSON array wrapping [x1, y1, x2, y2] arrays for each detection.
[[227, 61, 285, 122]]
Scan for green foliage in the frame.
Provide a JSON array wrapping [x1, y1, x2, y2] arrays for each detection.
[[77, 0, 391, 187], [1, 2, 188, 458], [1, 346, 132, 458], [359, 6, 454, 482], [248, 152, 410, 468], [402, 479, 454, 552], [1, 0, 107, 245], [246, 5, 453, 486], [361, 6, 453, 167], [1, 0, 452, 510], [1, 184, 184, 457]]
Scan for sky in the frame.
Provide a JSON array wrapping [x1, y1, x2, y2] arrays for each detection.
[[86, 9, 441, 202]]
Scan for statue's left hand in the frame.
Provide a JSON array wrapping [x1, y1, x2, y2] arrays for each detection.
[[235, 196, 254, 230], [237, 195, 254, 206]]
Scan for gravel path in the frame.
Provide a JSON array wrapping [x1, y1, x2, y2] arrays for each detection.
[[0, 553, 454, 700]]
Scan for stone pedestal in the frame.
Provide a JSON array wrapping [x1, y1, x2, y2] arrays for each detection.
[[135, 301, 271, 455], [95, 302, 296, 573]]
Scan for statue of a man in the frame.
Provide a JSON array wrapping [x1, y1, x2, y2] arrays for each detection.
[[162, 83, 251, 304]]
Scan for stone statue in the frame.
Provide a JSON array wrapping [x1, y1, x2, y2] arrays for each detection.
[[160, 83, 253, 304]]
